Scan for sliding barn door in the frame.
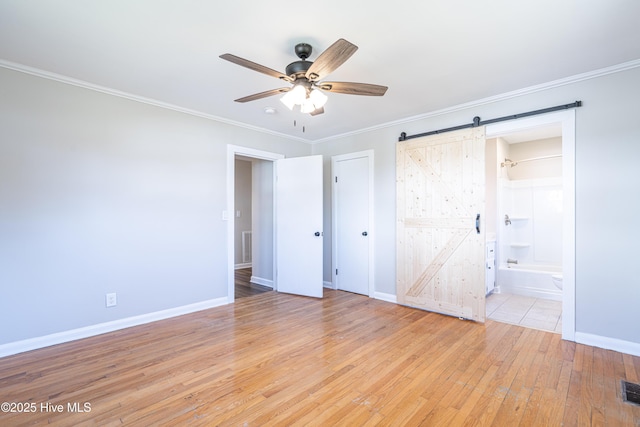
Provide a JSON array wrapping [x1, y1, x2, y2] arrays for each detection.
[[397, 128, 486, 322]]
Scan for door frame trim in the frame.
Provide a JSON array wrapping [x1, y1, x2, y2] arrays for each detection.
[[331, 150, 375, 297], [485, 109, 576, 341], [226, 145, 284, 303]]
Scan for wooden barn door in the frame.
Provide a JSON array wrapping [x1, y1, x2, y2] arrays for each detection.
[[396, 127, 486, 322]]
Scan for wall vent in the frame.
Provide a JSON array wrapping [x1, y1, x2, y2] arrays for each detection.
[[242, 231, 252, 264], [621, 380, 640, 406]]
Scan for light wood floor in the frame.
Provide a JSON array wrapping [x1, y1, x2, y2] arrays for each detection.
[[1, 290, 639, 426]]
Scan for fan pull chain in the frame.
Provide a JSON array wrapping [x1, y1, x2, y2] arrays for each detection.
[[293, 120, 305, 133]]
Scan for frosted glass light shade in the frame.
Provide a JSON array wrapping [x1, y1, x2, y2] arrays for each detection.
[[281, 86, 327, 113], [300, 99, 315, 114], [309, 89, 327, 108], [300, 89, 328, 113], [280, 85, 306, 110]]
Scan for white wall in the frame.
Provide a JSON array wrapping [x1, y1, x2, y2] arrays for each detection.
[[0, 67, 310, 348], [313, 65, 640, 349]]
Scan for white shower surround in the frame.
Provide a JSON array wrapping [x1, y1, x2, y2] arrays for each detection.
[[497, 176, 563, 300]]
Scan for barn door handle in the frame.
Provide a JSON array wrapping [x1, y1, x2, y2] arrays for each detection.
[[476, 214, 480, 234]]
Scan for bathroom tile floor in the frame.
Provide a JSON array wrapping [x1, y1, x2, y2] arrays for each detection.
[[486, 292, 562, 334]]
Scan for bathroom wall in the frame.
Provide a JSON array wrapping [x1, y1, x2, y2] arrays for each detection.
[[500, 177, 563, 267], [507, 137, 562, 180], [498, 137, 563, 267]]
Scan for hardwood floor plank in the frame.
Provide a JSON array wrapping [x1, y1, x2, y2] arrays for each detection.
[[579, 345, 596, 425], [1, 290, 639, 426], [234, 267, 271, 299]]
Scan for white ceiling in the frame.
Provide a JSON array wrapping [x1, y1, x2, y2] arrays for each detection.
[[1, 1, 639, 142]]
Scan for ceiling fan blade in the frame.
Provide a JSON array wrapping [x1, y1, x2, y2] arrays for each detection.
[[220, 53, 293, 82], [234, 87, 290, 103], [310, 107, 324, 116], [317, 81, 388, 96], [305, 39, 358, 81]]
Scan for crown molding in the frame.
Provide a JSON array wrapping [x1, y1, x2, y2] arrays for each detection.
[[2, 58, 639, 145], [311, 58, 640, 144], [0, 59, 309, 144]]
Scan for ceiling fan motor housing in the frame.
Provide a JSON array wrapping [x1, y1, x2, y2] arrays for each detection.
[[286, 43, 314, 78], [286, 60, 312, 78]]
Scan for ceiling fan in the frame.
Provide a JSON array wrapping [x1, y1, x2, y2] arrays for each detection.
[[220, 38, 388, 116]]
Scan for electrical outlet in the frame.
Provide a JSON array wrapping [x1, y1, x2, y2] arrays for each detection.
[[105, 293, 117, 307]]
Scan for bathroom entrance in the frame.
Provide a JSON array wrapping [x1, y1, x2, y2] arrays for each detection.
[[484, 111, 575, 340]]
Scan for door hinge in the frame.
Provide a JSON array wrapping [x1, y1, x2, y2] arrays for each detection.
[[336, 269, 338, 275], [335, 176, 338, 183]]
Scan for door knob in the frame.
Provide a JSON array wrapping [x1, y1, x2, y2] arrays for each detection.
[[362, 231, 368, 236], [314, 231, 321, 237]]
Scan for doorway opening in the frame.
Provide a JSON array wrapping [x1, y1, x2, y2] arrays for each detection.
[[227, 145, 284, 303], [228, 147, 325, 301], [485, 110, 575, 340], [233, 156, 273, 299]]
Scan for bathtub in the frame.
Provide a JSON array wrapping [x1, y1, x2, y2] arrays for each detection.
[[496, 264, 562, 301]]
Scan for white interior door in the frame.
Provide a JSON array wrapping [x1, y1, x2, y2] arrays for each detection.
[[333, 153, 372, 296], [275, 155, 323, 298]]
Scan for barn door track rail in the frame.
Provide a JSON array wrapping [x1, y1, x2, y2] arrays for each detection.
[[398, 101, 582, 142]]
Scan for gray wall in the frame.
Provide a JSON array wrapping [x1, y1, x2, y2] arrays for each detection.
[[234, 159, 252, 265], [251, 160, 274, 284], [0, 67, 310, 345], [2, 63, 639, 351], [313, 66, 640, 346]]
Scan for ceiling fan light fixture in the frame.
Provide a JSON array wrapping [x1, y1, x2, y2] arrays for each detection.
[[222, 38, 387, 118], [301, 89, 328, 114], [280, 84, 306, 110], [309, 88, 327, 108], [300, 99, 315, 114]]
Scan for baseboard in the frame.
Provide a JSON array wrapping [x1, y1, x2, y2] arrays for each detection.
[[0, 297, 229, 359], [374, 292, 397, 304], [323, 281, 335, 289], [235, 263, 252, 270], [575, 332, 640, 357], [250, 276, 273, 289]]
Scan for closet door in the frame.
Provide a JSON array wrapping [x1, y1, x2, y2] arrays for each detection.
[[332, 151, 373, 296], [396, 128, 486, 322]]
